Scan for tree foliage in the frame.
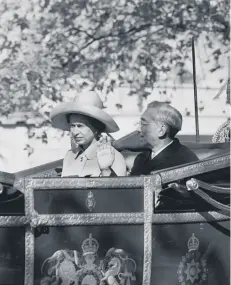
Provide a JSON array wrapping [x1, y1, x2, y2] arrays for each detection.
[[0, 0, 229, 121]]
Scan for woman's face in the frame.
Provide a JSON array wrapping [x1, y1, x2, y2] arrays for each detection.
[[69, 114, 97, 147]]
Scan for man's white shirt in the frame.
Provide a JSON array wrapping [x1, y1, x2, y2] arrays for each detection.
[[151, 140, 174, 159]]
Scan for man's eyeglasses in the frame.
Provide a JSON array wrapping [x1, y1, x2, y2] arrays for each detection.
[[135, 120, 155, 129]]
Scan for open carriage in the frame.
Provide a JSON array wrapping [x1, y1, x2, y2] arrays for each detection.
[[0, 129, 229, 285]]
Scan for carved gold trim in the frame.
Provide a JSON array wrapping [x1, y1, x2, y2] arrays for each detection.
[[143, 223, 152, 285], [25, 178, 36, 216], [25, 226, 34, 285], [0, 216, 28, 226], [0, 211, 227, 228], [160, 155, 230, 183], [143, 175, 161, 285], [152, 211, 230, 223], [144, 177, 154, 223], [30, 176, 144, 189], [35, 213, 144, 226], [24, 179, 35, 285]]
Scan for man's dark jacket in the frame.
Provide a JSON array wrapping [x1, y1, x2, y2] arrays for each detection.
[[130, 138, 199, 176]]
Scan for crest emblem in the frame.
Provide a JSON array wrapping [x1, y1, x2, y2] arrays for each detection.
[[75, 234, 102, 285], [40, 233, 136, 285], [86, 191, 96, 212], [177, 233, 208, 285]]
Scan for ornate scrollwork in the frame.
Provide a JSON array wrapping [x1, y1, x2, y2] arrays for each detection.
[[143, 176, 160, 285], [25, 227, 35, 285], [36, 213, 144, 226], [0, 216, 29, 226], [30, 177, 144, 190]]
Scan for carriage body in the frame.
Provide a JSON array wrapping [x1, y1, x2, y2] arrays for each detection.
[[0, 134, 230, 285]]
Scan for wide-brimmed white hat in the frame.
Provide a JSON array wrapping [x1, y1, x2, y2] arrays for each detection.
[[50, 91, 119, 133]]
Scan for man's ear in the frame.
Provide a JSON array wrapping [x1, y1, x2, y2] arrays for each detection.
[[158, 124, 168, 137]]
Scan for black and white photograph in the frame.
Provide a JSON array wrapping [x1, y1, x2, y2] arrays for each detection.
[[0, 0, 230, 284]]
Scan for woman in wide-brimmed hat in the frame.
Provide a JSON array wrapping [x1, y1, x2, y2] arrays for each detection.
[[50, 91, 127, 177]]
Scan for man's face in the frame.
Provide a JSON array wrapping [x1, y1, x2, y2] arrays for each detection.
[[69, 114, 96, 147], [139, 109, 163, 147]]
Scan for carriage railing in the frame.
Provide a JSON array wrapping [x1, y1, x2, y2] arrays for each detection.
[[0, 153, 229, 285]]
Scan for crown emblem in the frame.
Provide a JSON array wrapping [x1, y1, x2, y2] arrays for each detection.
[[187, 233, 199, 252], [178, 233, 208, 285], [81, 233, 99, 256], [86, 191, 96, 212]]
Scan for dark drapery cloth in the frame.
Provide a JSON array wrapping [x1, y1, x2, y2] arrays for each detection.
[[130, 138, 199, 176]]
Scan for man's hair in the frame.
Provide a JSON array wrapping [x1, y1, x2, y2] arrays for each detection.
[[147, 101, 182, 139], [66, 113, 105, 133]]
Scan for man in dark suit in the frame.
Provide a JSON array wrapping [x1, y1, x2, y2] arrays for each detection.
[[130, 101, 199, 176]]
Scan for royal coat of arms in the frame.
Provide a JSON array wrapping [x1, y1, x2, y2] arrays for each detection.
[[177, 233, 208, 285], [40, 234, 136, 285]]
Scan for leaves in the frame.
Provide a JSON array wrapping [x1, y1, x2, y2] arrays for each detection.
[[0, 0, 229, 121]]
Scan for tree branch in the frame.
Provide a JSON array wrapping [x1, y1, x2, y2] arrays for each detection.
[[78, 22, 152, 53]]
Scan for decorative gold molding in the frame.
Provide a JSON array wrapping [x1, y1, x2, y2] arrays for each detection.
[[160, 155, 230, 183], [0, 211, 227, 228], [152, 211, 230, 224], [143, 223, 152, 285], [24, 178, 35, 216], [30, 176, 144, 189], [25, 227, 34, 285], [143, 175, 161, 285], [0, 216, 28, 226], [144, 176, 155, 223], [24, 180, 36, 285], [35, 213, 144, 226]]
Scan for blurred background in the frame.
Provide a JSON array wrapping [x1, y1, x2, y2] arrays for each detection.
[[0, 0, 229, 172]]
